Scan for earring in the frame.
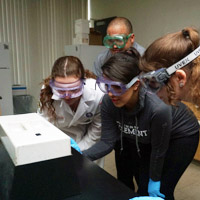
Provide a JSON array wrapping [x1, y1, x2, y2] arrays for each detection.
[[179, 82, 184, 88]]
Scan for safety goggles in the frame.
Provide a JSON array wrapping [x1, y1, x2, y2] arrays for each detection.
[[49, 79, 85, 99], [103, 33, 132, 49], [139, 68, 169, 93], [96, 76, 139, 96], [140, 45, 200, 93]]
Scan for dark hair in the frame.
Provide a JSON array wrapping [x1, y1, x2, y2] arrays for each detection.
[[107, 17, 133, 34], [140, 27, 200, 105], [102, 47, 141, 83]]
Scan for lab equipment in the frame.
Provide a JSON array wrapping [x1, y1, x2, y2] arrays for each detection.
[[0, 113, 80, 200]]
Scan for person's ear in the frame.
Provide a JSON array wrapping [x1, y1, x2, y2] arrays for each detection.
[[130, 33, 135, 43], [174, 70, 187, 88], [132, 80, 140, 90]]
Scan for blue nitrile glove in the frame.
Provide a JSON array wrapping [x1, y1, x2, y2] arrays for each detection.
[[148, 178, 165, 198], [129, 197, 164, 200], [70, 138, 82, 154]]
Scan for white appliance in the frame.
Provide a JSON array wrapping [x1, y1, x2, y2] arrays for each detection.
[[0, 43, 13, 115], [64, 44, 107, 71]]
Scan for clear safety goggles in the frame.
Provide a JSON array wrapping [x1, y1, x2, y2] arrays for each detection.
[[139, 68, 169, 93], [49, 79, 85, 99], [103, 33, 132, 49], [96, 76, 139, 96], [140, 45, 200, 93]]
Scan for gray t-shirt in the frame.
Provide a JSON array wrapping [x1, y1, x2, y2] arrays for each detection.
[[93, 42, 145, 77]]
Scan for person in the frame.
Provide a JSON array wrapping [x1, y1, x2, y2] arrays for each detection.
[[93, 17, 145, 77], [38, 56, 104, 167], [139, 27, 200, 106], [83, 48, 199, 200]]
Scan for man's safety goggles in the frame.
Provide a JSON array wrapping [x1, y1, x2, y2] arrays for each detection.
[[140, 45, 200, 93], [49, 79, 84, 99], [103, 33, 132, 49], [96, 76, 139, 96]]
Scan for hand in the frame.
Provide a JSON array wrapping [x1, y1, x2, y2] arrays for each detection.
[[129, 197, 164, 200], [70, 138, 82, 154], [148, 178, 165, 198]]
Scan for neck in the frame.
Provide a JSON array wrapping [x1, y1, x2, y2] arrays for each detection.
[[66, 97, 81, 112], [125, 90, 139, 111]]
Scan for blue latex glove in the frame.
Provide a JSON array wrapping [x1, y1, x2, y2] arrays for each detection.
[[129, 197, 164, 200], [148, 178, 165, 198], [70, 138, 82, 154]]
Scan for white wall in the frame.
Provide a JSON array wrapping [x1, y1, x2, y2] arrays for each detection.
[[90, 0, 200, 48]]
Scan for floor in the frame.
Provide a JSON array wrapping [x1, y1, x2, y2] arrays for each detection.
[[104, 150, 200, 200]]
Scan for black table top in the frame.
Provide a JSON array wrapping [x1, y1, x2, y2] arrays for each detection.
[[0, 141, 137, 200], [65, 149, 137, 200]]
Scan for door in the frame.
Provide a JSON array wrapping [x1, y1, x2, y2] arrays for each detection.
[[0, 69, 13, 115]]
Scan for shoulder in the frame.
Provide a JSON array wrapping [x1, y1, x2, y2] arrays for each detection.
[[96, 49, 111, 63], [84, 78, 101, 92], [145, 91, 171, 114], [172, 102, 198, 121], [83, 78, 104, 100], [133, 42, 146, 56]]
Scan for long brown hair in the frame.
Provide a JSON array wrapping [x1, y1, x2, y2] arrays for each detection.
[[39, 56, 96, 121], [140, 27, 200, 105]]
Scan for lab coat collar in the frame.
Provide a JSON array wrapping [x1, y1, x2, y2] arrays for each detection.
[[68, 86, 96, 125], [81, 85, 96, 103]]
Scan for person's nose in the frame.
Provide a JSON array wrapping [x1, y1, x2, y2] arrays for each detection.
[[108, 90, 114, 97], [113, 44, 118, 49], [65, 95, 70, 100]]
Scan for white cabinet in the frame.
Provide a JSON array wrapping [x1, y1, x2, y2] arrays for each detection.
[[0, 43, 13, 115], [64, 45, 106, 71]]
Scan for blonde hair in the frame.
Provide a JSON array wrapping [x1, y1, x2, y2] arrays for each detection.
[[140, 27, 200, 105]]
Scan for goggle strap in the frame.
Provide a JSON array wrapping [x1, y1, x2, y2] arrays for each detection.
[[126, 76, 139, 88], [166, 45, 200, 75], [126, 33, 133, 39]]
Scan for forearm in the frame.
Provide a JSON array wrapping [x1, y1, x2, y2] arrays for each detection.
[[78, 132, 101, 151], [82, 140, 114, 161], [150, 107, 172, 180]]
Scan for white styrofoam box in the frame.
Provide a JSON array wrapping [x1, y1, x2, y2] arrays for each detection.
[[75, 19, 89, 34], [0, 113, 71, 166], [12, 85, 27, 95]]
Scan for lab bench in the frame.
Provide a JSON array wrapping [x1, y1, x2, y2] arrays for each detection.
[[0, 142, 137, 200]]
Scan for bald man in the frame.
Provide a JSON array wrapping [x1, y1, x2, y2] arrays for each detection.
[[93, 17, 145, 77]]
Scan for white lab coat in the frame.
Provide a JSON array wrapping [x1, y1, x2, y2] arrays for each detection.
[[39, 78, 105, 167]]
